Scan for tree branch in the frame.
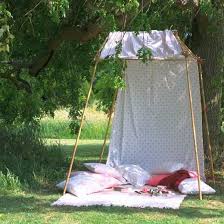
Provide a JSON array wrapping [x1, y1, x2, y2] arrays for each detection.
[[0, 69, 32, 93], [1, 0, 152, 91], [0, 22, 103, 90], [28, 22, 102, 77], [28, 0, 150, 77]]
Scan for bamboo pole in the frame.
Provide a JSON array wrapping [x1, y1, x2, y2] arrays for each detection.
[[99, 90, 118, 162], [99, 58, 198, 63], [198, 63, 215, 184], [185, 57, 202, 200], [63, 60, 99, 195], [62, 37, 109, 195]]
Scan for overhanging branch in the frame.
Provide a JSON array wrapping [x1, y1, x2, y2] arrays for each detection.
[[28, 23, 102, 77], [1, 0, 154, 92], [0, 69, 32, 93]]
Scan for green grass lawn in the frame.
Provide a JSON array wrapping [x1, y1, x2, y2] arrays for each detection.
[[0, 140, 224, 224]]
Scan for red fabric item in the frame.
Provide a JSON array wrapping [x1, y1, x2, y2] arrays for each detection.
[[147, 174, 170, 186], [158, 169, 191, 191]]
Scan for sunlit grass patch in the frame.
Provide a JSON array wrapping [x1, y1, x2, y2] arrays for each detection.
[[40, 107, 111, 139], [40, 120, 110, 139]]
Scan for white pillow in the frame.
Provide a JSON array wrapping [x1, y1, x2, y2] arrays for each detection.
[[56, 171, 122, 197], [178, 178, 216, 195], [117, 164, 150, 187], [84, 163, 125, 182]]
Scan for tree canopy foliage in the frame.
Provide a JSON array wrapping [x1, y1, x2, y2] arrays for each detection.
[[0, 0, 223, 132]]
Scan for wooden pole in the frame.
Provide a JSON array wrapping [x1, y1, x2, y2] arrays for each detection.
[[198, 63, 216, 184], [62, 37, 109, 195], [185, 57, 202, 200], [99, 90, 118, 162], [63, 59, 99, 195]]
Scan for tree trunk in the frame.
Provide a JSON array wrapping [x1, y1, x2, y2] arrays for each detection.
[[191, 13, 224, 168]]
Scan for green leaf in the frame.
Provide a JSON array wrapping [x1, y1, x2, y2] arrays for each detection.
[[137, 47, 152, 63]]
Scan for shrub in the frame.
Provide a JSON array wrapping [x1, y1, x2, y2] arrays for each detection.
[[0, 126, 66, 189], [0, 169, 22, 192]]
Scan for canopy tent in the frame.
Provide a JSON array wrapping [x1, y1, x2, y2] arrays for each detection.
[[63, 30, 215, 200]]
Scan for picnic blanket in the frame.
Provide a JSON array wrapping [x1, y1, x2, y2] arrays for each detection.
[[52, 189, 186, 209]]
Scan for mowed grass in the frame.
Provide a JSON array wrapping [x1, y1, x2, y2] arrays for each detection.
[[0, 139, 224, 224], [40, 108, 111, 139]]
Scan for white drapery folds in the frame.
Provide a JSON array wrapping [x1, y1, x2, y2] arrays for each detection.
[[107, 60, 204, 177]]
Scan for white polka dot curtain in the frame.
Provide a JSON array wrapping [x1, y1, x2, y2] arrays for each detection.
[[107, 59, 204, 177]]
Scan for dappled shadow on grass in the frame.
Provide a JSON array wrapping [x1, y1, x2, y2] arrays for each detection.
[[60, 205, 224, 220], [2, 170, 224, 214], [0, 192, 53, 214], [0, 191, 224, 221], [1, 173, 224, 223]]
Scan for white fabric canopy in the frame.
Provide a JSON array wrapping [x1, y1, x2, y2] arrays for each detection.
[[100, 30, 183, 59], [107, 60, 204, 177]]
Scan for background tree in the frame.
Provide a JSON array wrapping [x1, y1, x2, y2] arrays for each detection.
[[177, 0, 224, 165]]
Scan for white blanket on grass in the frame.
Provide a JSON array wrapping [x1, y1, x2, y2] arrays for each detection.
[[52, 191, 186, 209]]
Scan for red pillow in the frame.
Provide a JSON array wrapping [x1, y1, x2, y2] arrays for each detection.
[[147, 170, 198, 189], [158, 170, 192, 190], [147, 174, 170, 186]]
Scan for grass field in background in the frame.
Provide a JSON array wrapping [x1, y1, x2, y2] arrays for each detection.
[[40, 120, 110, 139], [0, 140, 224, 224], [40, 108, 111, 139]]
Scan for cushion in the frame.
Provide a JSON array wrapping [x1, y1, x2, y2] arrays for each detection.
[[84, 163, 125, 182], [117, 164, 150, 187], [158, 169, 192, 191], [56, 171, 122, 197], [178, 178, 216, 195], [148, 170, 198, 188]]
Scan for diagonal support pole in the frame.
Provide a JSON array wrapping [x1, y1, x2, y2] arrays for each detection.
[[63, 60, 99, 195], [185, 57, 202, 200], [62, 37, 109, 195]]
